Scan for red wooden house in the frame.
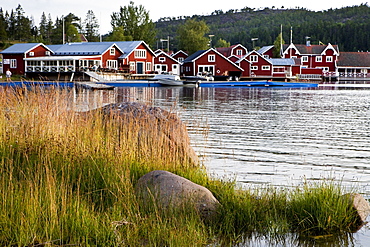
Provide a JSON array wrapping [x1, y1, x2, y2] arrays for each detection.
[[238, 50, 273, 78], [171, 50, 188, 64], [216, 44, 248, 59], [282, 42, 339, 75], [181, 48, 243, 79], [154, 50, 181, 75], [1, 43, 53, 74]]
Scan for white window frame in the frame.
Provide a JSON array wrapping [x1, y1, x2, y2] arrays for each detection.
[[208, 55, 215, 62], [134, 49, 147, 58], [110, 48, 115, 56], [326, 56, 333, 62], [10, 59, 17, 68], [29, 52, 34, 57], [302, 56, 308, 62], [45, 51, 51, 56], [159, 57, 166, 62], [178, 57, 184, 63], [262, 65, 270, 70], [146, 62, 151, 71], [316, 56, 322, 62], [250, 55, 258, 62], [236, 49, 243, 56], [107, 60, 117, 69], [130, 62, 135, 71], [198, 65, 214, 75], [251, 66, 258, 70]]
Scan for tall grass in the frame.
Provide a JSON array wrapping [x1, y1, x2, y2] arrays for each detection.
[[0, 86, 361, 246]]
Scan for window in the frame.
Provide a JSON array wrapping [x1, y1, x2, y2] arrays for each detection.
[[110, 48, 115, 56], [326, 56, 333, 62], [10, 59, 17, 68], [262, 65, 270, 70], [45, 51, 51, 56], [107, 60, 117, 69], [236, 49, 243, 56], [302, 56, 308, 62], [251, 66, 258, 70], [134, 49, 146, 58], [250, 55, 258, 62], [146, 62, 151, 71], [316, 56, 322, 62], [198, 65, 214, 75], [263, 55, 269, 59], [159, 57, 166, 62], [208, 55, 215, 62], [130, 62, 135, 71], [178, 57, 184, 63], [29, 52, 34, 57]]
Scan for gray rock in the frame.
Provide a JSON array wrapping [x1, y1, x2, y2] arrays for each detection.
[[346, 193, 370, 224], [135, 170, 220, 221]]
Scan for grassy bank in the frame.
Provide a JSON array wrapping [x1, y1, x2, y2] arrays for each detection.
[[0, 86, 361, 246]]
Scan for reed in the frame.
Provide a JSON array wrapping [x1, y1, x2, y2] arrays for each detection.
[[0, 86, 361, 246]]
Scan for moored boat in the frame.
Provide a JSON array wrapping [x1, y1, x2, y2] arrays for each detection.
[[151, 73, 184, 86]]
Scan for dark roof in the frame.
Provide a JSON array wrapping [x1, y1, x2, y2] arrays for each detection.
[[183, 50, 207, 63], [337, 52, 370, 67]]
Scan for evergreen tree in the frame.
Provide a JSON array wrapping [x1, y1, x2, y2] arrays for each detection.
[[83, 10, 100, 42], [110, 1, 156, 45], [39, 12, 48, 42], [0, 8, 8, 41], [14, 4, 32, 41], [177, 19, 210, 55]]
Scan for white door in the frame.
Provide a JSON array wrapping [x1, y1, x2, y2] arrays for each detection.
[[172, 64, 180, 75]]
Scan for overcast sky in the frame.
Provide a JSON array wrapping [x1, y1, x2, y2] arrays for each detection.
[[1, 0, 366, 35]]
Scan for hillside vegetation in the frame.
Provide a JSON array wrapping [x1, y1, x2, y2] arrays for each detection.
[[155, 4, 370, 52]]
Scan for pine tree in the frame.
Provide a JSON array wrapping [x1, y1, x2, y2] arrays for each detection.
[[83, 10, 100, 42]]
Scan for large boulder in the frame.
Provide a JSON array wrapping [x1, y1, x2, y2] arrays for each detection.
[[135, 170, 220, 221], [345, 193, 370, 228], [95, 102, 199, 166]]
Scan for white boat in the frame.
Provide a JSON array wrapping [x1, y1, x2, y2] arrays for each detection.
[[152, 73, 184, 86], [183, 72, 214, 84]]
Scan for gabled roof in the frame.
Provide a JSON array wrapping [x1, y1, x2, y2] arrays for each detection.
[[115, 41, 155, 59], [216, 44, 248, 57], [49, 42, 119, 56], [172, 50, 188, 57], [337, 52, 370, 67], [183, 48, 243, 71], [183, 50, 207, 63], [257, 45, 274, 55], [240, 50, 273, 64], [283, 43, 339, 55], [1, 43, 52, 54], [155, 50, 181, 64]]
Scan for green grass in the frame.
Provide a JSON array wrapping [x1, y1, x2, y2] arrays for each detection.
[[0, 86, 362, 246]]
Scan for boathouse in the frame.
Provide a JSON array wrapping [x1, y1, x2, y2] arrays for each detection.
[[282, 42, 339, 78], [181, 48, 243, 79], [337, 52, 370, 80], [154, 50, 182, 75], [1, 43, 54, 75]]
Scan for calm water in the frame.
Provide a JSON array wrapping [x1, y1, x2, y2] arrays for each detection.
[[75, 85, 370, 246]]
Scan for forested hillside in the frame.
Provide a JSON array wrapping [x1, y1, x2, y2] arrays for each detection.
[[155, 4, 370, 52]]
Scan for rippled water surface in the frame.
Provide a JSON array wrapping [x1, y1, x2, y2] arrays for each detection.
[[135, 87, 370, 195], [81, 85, 370, 246]]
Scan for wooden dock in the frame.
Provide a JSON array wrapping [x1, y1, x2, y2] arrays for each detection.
[[74, 81, 115, 90]]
